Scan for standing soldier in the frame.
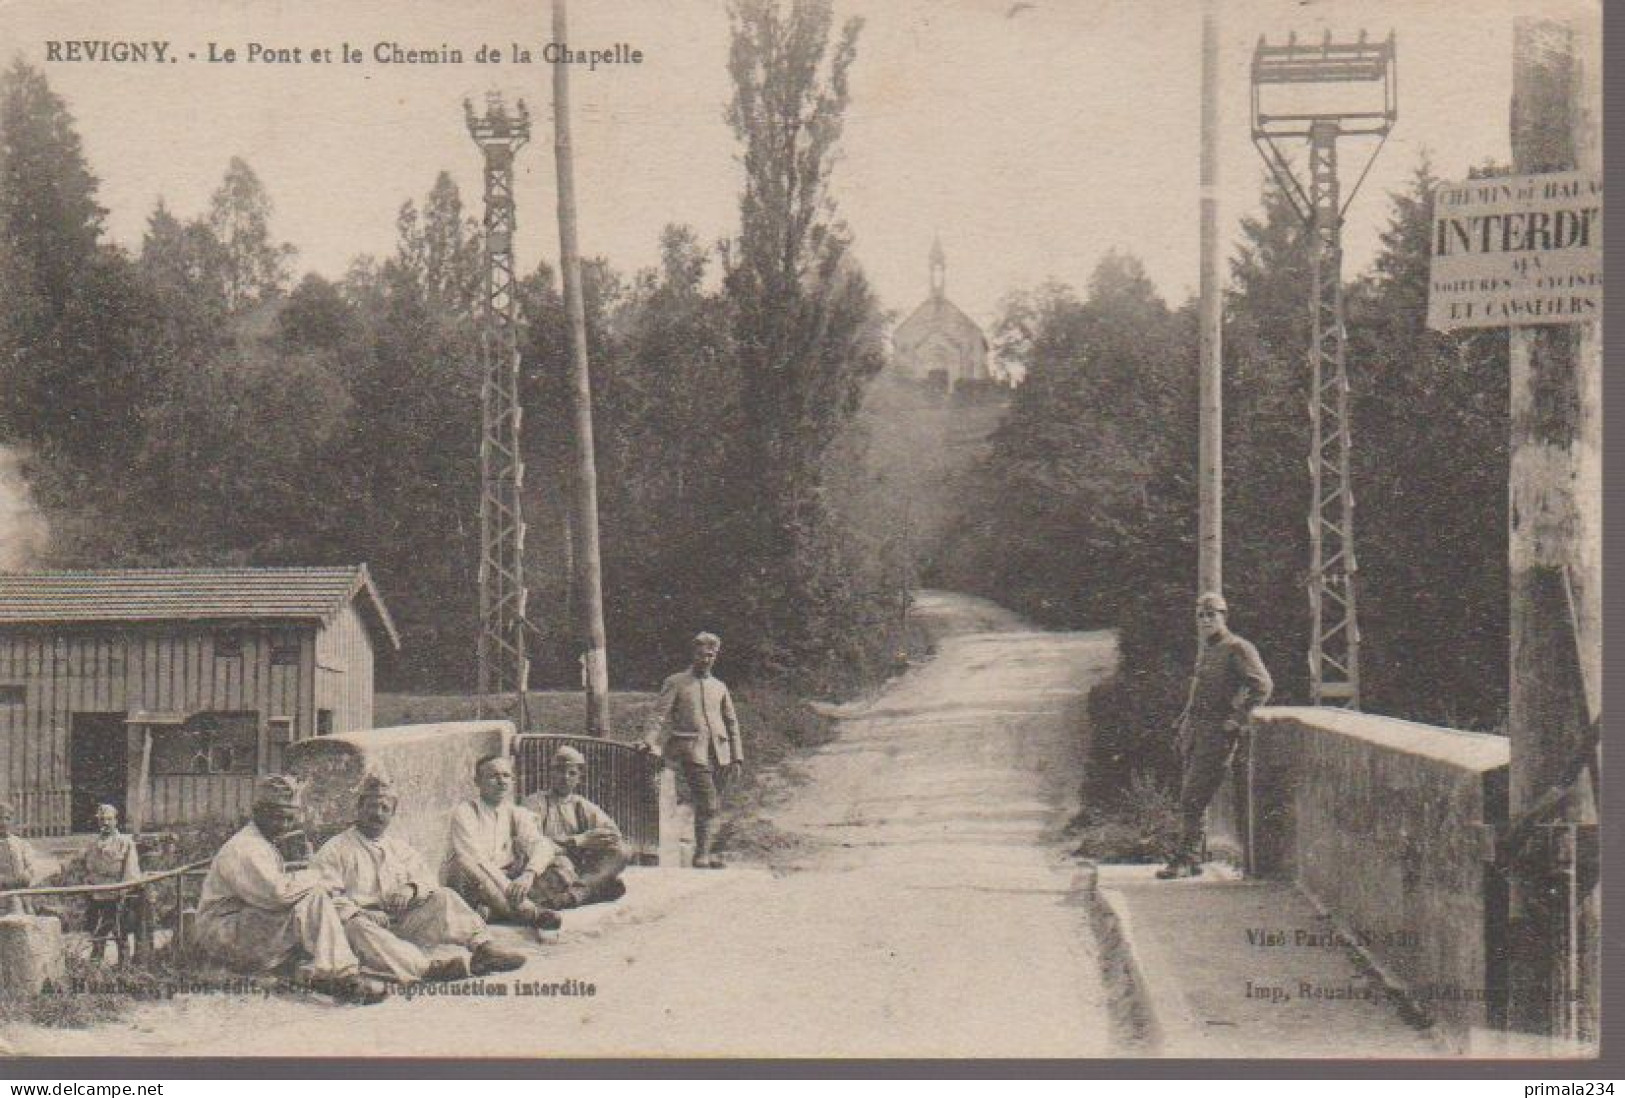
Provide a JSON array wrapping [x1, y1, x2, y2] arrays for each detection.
[[641, 632, 744, 869], [1159, 592, 1273, 880], [79, 804, 143, 959], [0, 798, 40, 914]]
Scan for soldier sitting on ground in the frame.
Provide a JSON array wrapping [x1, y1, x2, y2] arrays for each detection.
[[443, 753, 569, 936], [522, 745, 630, 908], [314, 775, 526, 984], [192, 775, 387, 1004]]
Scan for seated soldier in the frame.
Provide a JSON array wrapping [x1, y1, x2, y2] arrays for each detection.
[[193, 775, 386, 1004], [78, 804, 143, 957], [443, 754, 569, 935], [0, 798, 39, 915], [522, 745, 629, 908], [314, 775, 525, 983]]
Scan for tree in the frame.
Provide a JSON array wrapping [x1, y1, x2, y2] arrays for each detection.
[[1074, 162, 1512, 815], [395, 172, 482, 317], [140, 198, 231, 316], [1346, 162, 1509, 727], [0, 60, 102, 308], [330, 247, 482, 689], [939, 254, 1190, 630], [721, 0, 888, 680], [207, 157, 296, 311], [587, 226, 740, 684], [0, 62, 160, 472], [1217, 178, 1315, 708]]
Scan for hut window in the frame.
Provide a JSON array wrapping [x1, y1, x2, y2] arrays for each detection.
[[214, 631, 245, 659], [151, 711, 259, 775], [316, 709, 334, 737], [0, 684, 23, 705], [269, 634, 301, 666]]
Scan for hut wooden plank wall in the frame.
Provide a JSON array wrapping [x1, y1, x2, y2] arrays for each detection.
[[316, 601, 377, 739], [0, 567, 400, 837]]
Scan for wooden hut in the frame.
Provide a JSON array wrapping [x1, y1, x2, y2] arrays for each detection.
[[0, 567, 400, 836]]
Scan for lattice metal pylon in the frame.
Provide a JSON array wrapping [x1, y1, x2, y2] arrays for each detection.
[[466, 94, 532, 721], [1252, 31, 1396, 709], [1305, 121, 1359, 707]]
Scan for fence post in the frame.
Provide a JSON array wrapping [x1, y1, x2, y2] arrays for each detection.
[[657, 767, 682, 867]]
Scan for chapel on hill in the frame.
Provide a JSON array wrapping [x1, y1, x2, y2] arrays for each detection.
[[891, 238, 992, 392]]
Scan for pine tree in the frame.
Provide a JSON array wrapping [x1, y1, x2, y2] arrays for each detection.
[[0, 62, 159, 474], [0, 60, 103, 309]]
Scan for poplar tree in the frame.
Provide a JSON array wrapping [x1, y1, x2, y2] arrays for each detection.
[[722, 0, 886, 680]]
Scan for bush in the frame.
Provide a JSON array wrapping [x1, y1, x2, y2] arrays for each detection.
[[732, 684, 838, 770], [1069, 771, 1181, 864], [0, 950, 176, 1030]]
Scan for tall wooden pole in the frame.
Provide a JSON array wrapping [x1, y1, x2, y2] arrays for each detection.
[[553, 0, 612, 736], [1505, 9, 1601, 1047], [1197, 0, 1223, 600]]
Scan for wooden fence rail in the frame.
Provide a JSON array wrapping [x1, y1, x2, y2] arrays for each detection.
[[0, 859, 212, 965]]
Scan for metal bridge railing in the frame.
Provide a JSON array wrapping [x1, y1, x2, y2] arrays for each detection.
[[512, 734, 662, 863]]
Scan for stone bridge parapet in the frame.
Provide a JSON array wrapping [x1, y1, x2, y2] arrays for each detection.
[[285, 721, 515, 871], [1209, 706, 1510, 1047]]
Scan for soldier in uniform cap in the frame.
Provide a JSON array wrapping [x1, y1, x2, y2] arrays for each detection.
[[641, 631, 744, 869], [1159, 592, 1273, 879], [193, 774, 386, 1003], [0, 798, 40, 915], [522, 745, 630, 907], [314, 775, 526, 983], [78, 804, 143, 958]]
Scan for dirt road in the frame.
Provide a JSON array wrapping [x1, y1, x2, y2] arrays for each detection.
[[9, 591, 1120, 1058]]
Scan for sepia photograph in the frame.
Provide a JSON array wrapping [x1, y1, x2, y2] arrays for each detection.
[[0, 0, 1603, 1068]]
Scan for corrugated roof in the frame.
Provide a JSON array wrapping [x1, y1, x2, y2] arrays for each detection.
[[0, 566, 401, 649]]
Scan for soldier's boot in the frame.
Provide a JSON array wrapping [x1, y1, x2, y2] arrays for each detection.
[[692, 817, 713, 869], [469, 942, 526, 975], [422, 956, 472, 982], [1155, 835, 1200, 880], [514, 899, 563, 933], [306, 971, 389, 1005]]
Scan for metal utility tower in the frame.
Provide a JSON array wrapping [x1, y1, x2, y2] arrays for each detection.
[[466, 93, 532, 724], [1251, 31, 1396, 709]]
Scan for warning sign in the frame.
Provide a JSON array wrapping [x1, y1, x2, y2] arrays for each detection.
[[1427, 170, 1602, 330]]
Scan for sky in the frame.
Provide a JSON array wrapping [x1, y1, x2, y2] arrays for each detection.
[[0, 0, 1578, 333]]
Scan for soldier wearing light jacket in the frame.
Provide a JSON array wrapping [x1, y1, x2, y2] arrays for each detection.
[[443, 753, 570, 934], [314, 775, 525, 983], [641, 632, 744, 869], [193, 775, 386, 1004], [523, 744, 630, 906]]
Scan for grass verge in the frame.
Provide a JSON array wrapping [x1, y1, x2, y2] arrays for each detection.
[[1068, 771, 1181, 865]]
